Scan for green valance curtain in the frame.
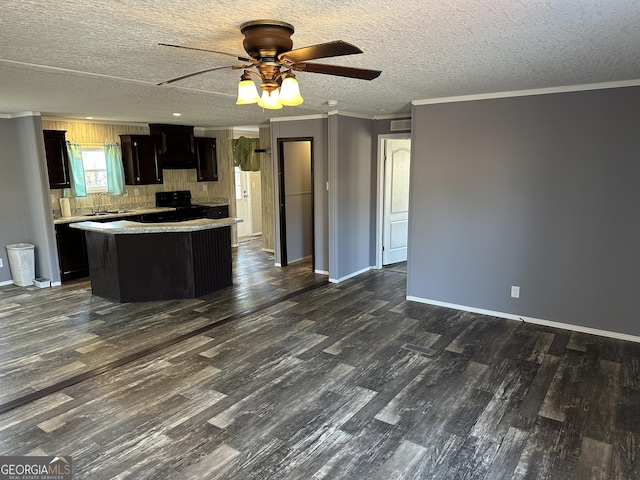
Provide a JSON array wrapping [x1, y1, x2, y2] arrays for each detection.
[[232, 136, 261, 171], [65, 141, 126, 197], [66, 141, 87, 197], [104, 142, 125, 195]]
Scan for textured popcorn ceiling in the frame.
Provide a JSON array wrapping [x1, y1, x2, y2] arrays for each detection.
[[1, 0, 639, 127]]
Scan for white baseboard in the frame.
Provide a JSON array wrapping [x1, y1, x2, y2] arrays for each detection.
[[329, 266, 373, 284], [275, 262, 282, 267], [406, 296, 640, 344], [0, 279, 63, 287], [315, 269, 329, 275], [261, 248, 275, 253]]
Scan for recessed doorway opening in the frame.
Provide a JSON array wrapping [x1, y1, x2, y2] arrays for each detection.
[[277, 138, 314, 269]]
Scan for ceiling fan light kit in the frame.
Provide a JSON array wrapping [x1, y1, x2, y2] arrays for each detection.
[[236, 72, 261, 104], [258, 89, 283, 109], [159, 19, 381, 110], [278, 73, 304, 106]]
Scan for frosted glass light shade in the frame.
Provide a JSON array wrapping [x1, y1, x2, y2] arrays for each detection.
[[258, 89, 283, 109], [236, 79, 260, 104], [279, 77, 304, 106]]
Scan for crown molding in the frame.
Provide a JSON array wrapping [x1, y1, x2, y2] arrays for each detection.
[[328, 110, 374, 120], [270, 113, 328, 123], [412, 79, 640, 106], [41, 116, 147, 127], [372, 113, 412, 120], [0, 111, 41, 119]]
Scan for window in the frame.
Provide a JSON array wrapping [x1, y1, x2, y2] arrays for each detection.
[[81, 148, 108, 193]]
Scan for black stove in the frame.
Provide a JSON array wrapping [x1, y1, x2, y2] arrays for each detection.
[[139, 190, 211, 223]]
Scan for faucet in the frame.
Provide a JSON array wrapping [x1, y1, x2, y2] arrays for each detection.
[[95, 192, 110, 213]]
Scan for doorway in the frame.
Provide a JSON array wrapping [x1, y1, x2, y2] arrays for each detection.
[[377, 134, 411, 267], [232, 130, 262, 241], [278, 138, 314, 268]]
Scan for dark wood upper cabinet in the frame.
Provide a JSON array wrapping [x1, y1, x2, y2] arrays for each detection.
[[149, 124, 196, 169], [43, 130, 71, 189], [195, 137, 218, 182], [120, 135, 163, 185]]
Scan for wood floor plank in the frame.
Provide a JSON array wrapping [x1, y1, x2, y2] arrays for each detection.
[[371, 439, 428, 479], [584, 360, 622, 443], [481, 426, 528, 480], [611, 430, 640, 480], [182, 443, 241, 479], [2, 243, 640, 478], [511, 416, 562, 480], [575, 436, 613, 480]]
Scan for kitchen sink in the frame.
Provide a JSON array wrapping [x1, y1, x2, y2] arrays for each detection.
[[83, 210, 135, 217]]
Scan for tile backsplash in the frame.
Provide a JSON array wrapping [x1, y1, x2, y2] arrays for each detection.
[[50, 169, 228, 217]]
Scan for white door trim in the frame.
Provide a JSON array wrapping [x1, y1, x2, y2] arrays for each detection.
[[375, 133, 411, 269], [235, 167, 253, 238]]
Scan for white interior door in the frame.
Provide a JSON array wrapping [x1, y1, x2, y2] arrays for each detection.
[[235, 167, 252, 238], [383, 138, 411, 265]]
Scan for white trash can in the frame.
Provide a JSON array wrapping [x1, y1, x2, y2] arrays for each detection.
[[6, 243, 35, 287]]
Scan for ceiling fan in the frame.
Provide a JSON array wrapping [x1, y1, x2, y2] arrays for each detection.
[[158, 20, 382, 109]]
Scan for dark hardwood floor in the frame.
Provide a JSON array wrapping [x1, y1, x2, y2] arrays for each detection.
[[1, 240, 640, 479], [0, 238, 325, 408]]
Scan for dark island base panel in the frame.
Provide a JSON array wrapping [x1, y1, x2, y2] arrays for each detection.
[[85, 227, 232, 302]]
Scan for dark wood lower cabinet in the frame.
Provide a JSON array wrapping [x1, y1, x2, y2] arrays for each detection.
[[55, 215, 142, 283], [207, 204, 229, 219], [55, 223, 89, 281]]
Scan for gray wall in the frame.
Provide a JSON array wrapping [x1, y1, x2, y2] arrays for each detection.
[[408, 86, 640, 337], [0, 116, 59, 285], [0, 119, 25, 283], [270, 117, 328, 272], [329, 114, 375, 281]]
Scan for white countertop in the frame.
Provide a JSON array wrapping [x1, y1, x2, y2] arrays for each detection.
[[53, 207, 172, 225], [53, 201, 229, 225], [70, 217, 242, 234]]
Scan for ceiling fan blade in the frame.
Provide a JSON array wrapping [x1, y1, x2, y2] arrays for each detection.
[[293, 62, 381, 80], [158, 65, 235, 85], [279, 40, 363, 63], [158, 43, 254, 63]]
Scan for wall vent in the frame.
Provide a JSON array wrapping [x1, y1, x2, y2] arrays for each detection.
[[390, 119, 412, 131]]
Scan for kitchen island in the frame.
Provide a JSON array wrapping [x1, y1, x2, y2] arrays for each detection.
[[71, 217, 241, 302]]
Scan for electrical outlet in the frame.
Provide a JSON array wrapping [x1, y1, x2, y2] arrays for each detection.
[[511, 286, 520, 298]]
